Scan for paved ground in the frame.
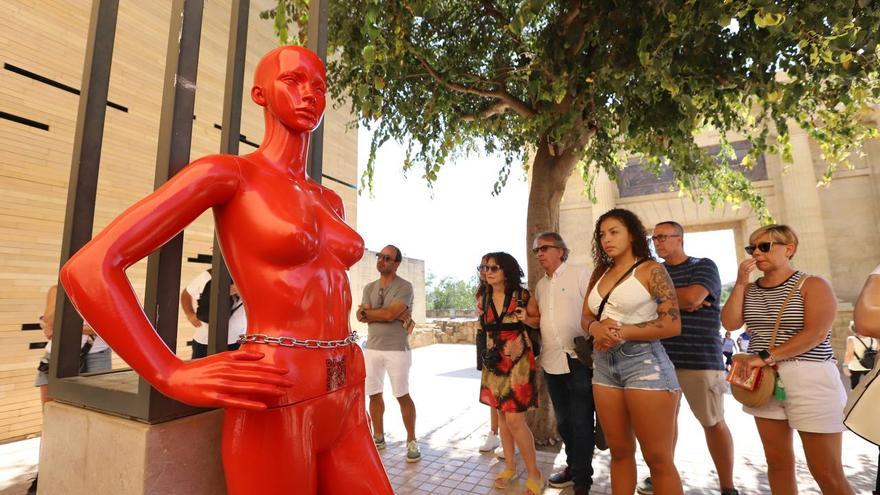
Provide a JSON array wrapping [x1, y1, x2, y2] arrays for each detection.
[[1, 343, 877, 494]]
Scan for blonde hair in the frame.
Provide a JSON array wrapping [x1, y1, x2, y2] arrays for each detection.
[[749, 224, 799, 259]]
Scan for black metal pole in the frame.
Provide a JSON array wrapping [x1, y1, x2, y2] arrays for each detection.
[[142, 0, 204, 355], [50, 0, 119, 384], [208, 0, 250, 356]]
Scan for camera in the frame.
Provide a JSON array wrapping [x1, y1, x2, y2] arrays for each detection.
[[481, 346, 502, 370]]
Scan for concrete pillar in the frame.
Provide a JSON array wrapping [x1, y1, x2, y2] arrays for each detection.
[[591, 168, 618, 226], [778, 132, 833, 279], [38, 402, 226, 495]]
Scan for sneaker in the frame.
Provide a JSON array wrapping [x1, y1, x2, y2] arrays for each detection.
[[406, 440, 421, 463], [479, 431, 500, 452], [637, 477, 654, 495], [373, 435, 386, 451], [548, 466, 574, 488]]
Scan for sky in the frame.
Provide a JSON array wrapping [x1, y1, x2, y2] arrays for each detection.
[[355, 128, 739, 286]]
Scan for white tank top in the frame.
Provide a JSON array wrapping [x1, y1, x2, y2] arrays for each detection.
[[587, 267, 657, 325]]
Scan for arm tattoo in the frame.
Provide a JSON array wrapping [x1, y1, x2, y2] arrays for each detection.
[[635, 265, 681, 328]]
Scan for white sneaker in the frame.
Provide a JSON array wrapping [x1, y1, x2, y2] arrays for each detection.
[[479, 431, 500, 452]]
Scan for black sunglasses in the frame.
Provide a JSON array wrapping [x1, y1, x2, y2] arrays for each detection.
[[479, 264, 502, 273], [744, 241, 775, 256], [531, 245, 559, 254], [376, 253, 398, 262]]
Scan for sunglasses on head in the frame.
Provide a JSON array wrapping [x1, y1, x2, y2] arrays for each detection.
[[531, 245, 558, 254], [744, 241, 774, 256], [478, 264, 502, 273], [376, 253, 398, 262]]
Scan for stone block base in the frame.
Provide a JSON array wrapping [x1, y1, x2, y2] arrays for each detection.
[[38, 401, 226, 494]]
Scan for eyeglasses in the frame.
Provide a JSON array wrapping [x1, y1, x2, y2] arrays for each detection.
[[478, 264, 502, 273], [378, 287, 385, 306], [376, 253, 398, 262], [650, 234, 681, 243], [744, 241, 774, 255], [531, 245, 559, 254]]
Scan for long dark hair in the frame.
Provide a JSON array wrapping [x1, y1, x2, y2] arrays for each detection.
[[475, 253, 490, 299], [590, 208, 654, 287], [484, 252, 524, 297]]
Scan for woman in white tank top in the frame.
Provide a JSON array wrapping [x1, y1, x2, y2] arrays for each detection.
[[580, 208, 683, 495]]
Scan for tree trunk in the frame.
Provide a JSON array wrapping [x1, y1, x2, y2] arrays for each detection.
[[523, 136, 585, 445]]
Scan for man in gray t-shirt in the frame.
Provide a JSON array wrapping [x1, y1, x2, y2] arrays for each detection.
[[356, 245, 420, 462]]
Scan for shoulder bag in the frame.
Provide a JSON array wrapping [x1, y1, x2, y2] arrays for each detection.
[[845, 352, 880, 445], [727, 275, 806, 407], [855, 336, 877, 370]]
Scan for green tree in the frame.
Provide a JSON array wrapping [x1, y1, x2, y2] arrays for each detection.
[[264, 0, 880, 442], [426, 273, 479, 311]]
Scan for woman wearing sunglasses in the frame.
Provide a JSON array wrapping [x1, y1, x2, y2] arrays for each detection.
[[721, 224, 852, 494], [475, 254, 501, 455], [477, 252, 543, 494], [581, 208, 683, 495]]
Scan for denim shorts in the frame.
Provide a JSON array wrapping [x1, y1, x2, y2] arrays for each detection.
[[593, 340, 679, 391]]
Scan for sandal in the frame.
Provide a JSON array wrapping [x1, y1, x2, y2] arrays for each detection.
[[494, 468, 517, 489], [523, 475, 545, 494]]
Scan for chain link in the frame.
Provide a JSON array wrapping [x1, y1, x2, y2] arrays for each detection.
[[237, 332, 359, 349]]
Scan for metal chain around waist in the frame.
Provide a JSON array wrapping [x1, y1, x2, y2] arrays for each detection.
[[237, 332, 359, 349]]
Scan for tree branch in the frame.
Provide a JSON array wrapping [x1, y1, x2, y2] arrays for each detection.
[[461, 101, 510, 122], [418, 57, 537, 118]]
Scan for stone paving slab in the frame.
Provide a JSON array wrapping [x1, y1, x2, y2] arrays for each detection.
[[1, 343, 877, 494]]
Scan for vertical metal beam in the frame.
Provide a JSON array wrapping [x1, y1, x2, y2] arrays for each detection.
[[50, 0, 119, 382], [208, 0, 249, 355], [306, 0, 328, 184], [141, 0, 204, 355]]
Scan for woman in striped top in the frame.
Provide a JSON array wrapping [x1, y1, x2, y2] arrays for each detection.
[[721, 224, 852, 494]]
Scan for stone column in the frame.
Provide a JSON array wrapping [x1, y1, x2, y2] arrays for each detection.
[[778, 132, 833, 279], [591, 168, 618, 226]]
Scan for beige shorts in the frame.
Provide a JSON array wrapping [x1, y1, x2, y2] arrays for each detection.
[[364, 349, 412, 398], [743, 359, 846, 434], [676, 369, 727, 427]]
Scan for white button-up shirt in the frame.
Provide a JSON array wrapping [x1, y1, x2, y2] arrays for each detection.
[[535, 262, 591, 374]]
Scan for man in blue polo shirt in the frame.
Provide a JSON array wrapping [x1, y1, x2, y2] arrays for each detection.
[[640, 221, 738, 495]]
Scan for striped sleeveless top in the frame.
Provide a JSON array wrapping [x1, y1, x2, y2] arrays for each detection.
[[743, 271, 834, 362]]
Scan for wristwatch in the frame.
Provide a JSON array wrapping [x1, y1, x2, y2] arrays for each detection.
[[358, 308, 367, 320], [758, 349, 776, 366]]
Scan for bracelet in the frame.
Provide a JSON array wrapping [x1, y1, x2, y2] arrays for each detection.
[[586, 320, 598, 336]]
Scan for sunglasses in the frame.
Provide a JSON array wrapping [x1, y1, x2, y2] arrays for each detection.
[[744, 241, 775, 256], [376, 253, 398, 262], [478, 264, 502, 273], [531, 245, 559, 254]]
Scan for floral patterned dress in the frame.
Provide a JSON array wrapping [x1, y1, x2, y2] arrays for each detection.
[[478, 289, 538, 412]]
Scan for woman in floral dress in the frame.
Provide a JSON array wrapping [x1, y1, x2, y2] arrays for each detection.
[[478, 251, 543, 494]]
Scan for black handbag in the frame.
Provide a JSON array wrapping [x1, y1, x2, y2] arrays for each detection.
[[856, 336, 877, 370], [574, 259, 648, 366]]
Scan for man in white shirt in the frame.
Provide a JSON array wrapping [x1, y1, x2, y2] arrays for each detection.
[[180, 269, 247, 359], [524, 232, 595, 495]]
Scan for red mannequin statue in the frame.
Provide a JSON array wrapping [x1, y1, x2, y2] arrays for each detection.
[[60, 46, 394, 494]]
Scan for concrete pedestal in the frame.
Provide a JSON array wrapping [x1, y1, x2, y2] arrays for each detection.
[[38, 401, 226, 494]]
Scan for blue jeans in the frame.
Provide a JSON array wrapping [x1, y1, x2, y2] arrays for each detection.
[[593, 340, 679, 391], [544, 355, 595, 488]]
